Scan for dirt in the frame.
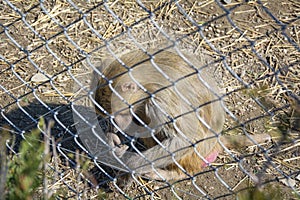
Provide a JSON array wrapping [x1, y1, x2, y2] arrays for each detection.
[[0, 0, 299, 199]]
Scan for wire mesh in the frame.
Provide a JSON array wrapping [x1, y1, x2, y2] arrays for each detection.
[[0, 0, 299, 199]]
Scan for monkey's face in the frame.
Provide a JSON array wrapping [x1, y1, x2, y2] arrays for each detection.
[[112, 104, 154, 138], [110, 91, 133, 131], [110, 81, 154, 138]]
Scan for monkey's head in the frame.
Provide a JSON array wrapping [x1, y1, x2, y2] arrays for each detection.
[[95, 49, 216, 140], [110, 77, 160, 138]]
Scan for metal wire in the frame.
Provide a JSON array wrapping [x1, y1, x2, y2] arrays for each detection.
[[0, 0, 299, 199]]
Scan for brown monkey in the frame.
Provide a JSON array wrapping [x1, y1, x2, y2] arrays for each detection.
[[94, 49, 270, 180]]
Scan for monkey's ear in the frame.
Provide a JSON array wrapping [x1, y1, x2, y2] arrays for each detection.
[[121, 82, 138, 92]]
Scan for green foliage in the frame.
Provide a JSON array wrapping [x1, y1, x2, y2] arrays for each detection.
[[2, 119, 45, 200], [237, 186, 283, 200], [1, 119, 104, 200], [0, 126, 11, 200]]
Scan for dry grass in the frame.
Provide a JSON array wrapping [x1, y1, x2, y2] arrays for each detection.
[[0, 0, 299, 199]]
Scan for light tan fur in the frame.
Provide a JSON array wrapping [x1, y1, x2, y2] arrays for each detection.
[[95, 49, 270, 181]]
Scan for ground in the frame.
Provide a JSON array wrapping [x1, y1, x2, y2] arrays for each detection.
[[0, 0, 299, 199]]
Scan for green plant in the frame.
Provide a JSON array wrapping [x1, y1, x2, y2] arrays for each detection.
[[1, 119, 49, 200], [237, 185, 283, 200]]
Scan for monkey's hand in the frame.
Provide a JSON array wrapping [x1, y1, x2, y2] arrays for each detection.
[[107, 132, 129, 158]]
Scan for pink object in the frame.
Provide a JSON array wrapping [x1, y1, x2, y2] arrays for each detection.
[[201, 150, 219, 167]]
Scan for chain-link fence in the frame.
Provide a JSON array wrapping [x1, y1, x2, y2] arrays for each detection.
[[1, 0, 299, 199]]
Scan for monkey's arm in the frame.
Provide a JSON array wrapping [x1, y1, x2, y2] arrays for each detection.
[[123, 136, 190, 174]]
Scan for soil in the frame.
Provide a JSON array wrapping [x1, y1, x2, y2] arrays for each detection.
[[0, 0, 299, 199]]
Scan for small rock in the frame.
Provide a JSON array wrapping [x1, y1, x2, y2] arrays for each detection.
[[31, 73, 49, 83]]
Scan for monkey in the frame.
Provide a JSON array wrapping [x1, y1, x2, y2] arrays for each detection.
[[94, 49, 271, 181]]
